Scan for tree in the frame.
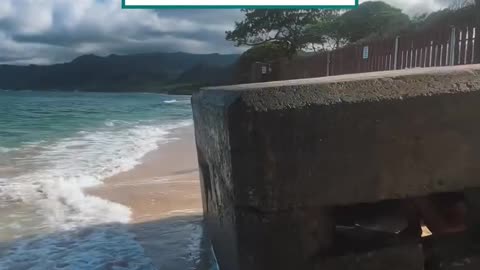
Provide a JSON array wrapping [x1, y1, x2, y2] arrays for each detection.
[[232, 42, 289, 83], [410, 3, 476, 31], [302, 13, 347, 51], [339, 1, 410, 43], [237, 42, 289, 64], [226, 9, 333, 58], [448, 0, 475, 9], [302, 2, 410, 50]]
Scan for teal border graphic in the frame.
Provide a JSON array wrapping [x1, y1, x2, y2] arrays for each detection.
[[122, 0, 359, 9]]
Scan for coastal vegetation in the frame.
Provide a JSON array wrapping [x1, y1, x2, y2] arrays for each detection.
[[230, 0, 477, 83], [1, 0, 477, 94]]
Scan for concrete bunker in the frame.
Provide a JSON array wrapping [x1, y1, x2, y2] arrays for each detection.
[[192, 65, 480, 270]]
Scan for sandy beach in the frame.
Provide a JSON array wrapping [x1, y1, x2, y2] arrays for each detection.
[[88, 125, 202, 223], [87, 125, 211, 270], [0, 92, 207, 270]]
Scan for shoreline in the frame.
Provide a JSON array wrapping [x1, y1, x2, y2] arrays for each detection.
[[86, 124, 212, 269], [0, 91, 211, 270], [87, 125, 202, 224]]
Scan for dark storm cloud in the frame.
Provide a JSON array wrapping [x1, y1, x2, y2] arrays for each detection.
[[0, 0, 459, 65]]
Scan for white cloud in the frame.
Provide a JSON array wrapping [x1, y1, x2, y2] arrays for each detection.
[[0, 1, 13, 19], [0, 0, 243, 64], [1, 0, 54, 34], [362, 0, 448, 15], [0, 0, 454, 64]]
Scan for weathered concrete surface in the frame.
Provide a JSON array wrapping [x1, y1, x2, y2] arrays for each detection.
[[192, 64, 480, 270], [464, 188, 480, 234]]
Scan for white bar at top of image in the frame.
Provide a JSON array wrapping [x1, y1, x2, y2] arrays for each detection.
[[125, 0, 355, 6]]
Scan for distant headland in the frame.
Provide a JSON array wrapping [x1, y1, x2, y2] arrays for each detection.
[[0, 52, 239, 95]]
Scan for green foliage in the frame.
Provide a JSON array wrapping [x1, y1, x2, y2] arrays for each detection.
[[448, 0, 475, 10], [238, 42, 289, 64], [232, 42, 289, 83], [338, 1, 410, 43], [302, 12, 347, 51], [302, 2, 410, 50], [226, 9, 333, 57], [410, 5, 477, 31]]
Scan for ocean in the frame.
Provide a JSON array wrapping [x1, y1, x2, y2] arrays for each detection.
[[0, 90, 208, 269]]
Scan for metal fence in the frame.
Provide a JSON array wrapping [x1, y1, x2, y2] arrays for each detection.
[[253, 13, 480, 82]]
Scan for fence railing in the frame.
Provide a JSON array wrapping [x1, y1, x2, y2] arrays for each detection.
[[251, 14, 480, 83]]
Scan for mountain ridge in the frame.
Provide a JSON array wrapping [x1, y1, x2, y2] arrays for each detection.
[[0, 52, 240, 94]]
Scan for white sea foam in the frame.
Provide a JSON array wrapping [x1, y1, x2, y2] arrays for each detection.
[[164, 99, 177, 104], [104, 119, 131, 127], [0, 119, 193, 269], [0, 146, 18, 153], [104, 120, 115, 127]]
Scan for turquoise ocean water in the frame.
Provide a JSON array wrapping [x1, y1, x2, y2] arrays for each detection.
[[0, 90, 200, 269]]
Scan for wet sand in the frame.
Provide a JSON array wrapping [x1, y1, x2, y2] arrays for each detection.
[[88, 126, 201, 223], [87, 126, 211, 270]]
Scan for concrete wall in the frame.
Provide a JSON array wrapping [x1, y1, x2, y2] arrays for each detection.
[[192, 65, 480, 270]]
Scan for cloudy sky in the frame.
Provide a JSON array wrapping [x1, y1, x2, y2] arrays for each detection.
[[0, 0, 458, 65]]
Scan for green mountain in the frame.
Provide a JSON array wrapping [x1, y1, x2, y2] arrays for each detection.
[[176, 63, 234, 86], [0, 52, 239, 94]]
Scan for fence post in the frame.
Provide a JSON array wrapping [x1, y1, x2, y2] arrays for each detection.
[[475, 23, 480, 63], [393, 36, 399, 70], [326, 52, 330, 76], [450, 26, 456, 66]]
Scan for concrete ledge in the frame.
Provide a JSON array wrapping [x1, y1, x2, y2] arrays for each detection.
[[195, 64, 480, 209], [192, 65, 480, 270], [203, 64, 480, 92]]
